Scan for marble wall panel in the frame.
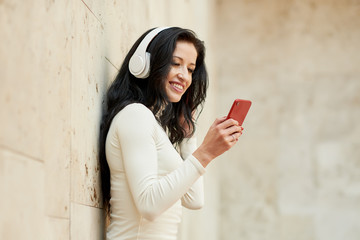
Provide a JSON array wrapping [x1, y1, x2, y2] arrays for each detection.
[[0, 0, 49, 159], [44, 217, 70, 240], [279, 215, 314, 240], [70, 202, 104, 240], [39, 0, 72, 220], [0, 149, 46, 239], [70, 0, 107, 208], [0, 0, 72, 230]]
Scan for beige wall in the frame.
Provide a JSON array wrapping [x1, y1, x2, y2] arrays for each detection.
[[214, 0, 360, 240], [1, 0, 359, 239]]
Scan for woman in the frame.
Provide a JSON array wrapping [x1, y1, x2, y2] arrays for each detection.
[[99, 27, 243, 239]]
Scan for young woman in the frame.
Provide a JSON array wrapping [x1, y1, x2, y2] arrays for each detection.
[[99, 27, 243, 239]]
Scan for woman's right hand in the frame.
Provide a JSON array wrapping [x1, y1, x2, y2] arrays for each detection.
[[193, 116, 244, 167]]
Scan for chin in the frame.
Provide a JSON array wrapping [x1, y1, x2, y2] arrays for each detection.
[[168, 95, 182, 103], [169, 98, 181, 103]]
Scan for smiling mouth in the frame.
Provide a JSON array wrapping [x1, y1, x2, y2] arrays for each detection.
[[170, 82, 184, 92]]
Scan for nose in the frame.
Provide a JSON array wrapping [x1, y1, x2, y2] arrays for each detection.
[[177, 66, 191, 82]]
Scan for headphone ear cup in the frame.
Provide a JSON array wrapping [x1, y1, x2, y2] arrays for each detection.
[[128, 27, 170, 79], [141, 52, 151, 78], [129, 54, 144, 77], [131, 52, 150, 79]]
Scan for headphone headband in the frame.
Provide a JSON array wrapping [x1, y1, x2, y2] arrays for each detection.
[[129, 27, 170, 79]]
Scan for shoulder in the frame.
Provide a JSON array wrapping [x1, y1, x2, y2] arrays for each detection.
[[119, 103, 155, 120], [112, 103, 156, 131]]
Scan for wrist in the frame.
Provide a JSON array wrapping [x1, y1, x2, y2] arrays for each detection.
[[193, 145, 214, 168]]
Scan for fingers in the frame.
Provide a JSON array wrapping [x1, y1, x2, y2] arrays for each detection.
[[213, 116, 245, 143], [228, 127, 244, 142], [213, 116, 244, 137], [224, 124, 243, 135], [228, 134, 237, 142], [229, 130, 243, 141], [218, 118, 239, 129], [213, 116, 227, 125]]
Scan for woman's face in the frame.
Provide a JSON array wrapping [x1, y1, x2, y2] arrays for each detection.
[[164, 41, 197, 103]]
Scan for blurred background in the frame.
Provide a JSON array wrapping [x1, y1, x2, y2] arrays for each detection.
[[1, 0, 359, 239]]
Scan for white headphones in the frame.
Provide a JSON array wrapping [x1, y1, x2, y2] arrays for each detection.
[[129, 27, 170, 79]]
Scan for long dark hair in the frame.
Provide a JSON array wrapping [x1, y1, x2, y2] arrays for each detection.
[[99, 27, 208, 214]]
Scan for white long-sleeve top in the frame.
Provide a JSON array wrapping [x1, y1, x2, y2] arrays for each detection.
[[106, 103, 206, 240]]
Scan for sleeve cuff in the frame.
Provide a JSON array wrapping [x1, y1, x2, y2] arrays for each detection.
[[187, 154, 206, 175]]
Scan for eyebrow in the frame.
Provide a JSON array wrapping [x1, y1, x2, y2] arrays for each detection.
[[173, 56, 196, 66]]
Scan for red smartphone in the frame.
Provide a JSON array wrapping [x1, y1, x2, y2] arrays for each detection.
[[226, 99, 252, 125]]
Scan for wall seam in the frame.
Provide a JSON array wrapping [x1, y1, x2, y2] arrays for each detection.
[[71, 201, 102, 209], [80, 0, 104, 29], [0, 144, 43, 163], [105, 56, 119, 71], [47, 214, 70, 220]]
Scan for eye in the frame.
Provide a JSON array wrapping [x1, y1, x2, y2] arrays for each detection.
[[171, 62, 180, 66], [188, 68, 195, 74]]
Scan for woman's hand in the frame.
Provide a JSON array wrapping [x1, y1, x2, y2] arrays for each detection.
[[193, 116, 244, 167]]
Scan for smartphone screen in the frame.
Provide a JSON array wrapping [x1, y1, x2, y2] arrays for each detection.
[[226, 99, 252, 125]]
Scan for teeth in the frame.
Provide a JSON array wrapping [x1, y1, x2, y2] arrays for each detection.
[[171, 83, 183, 90]]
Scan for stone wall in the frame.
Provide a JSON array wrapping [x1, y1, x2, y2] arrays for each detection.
[[214, 0, 360, 239]]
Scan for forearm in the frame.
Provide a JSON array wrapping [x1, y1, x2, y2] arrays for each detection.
[[132, 155, 205, 220], [181, 176, 204, 209]]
